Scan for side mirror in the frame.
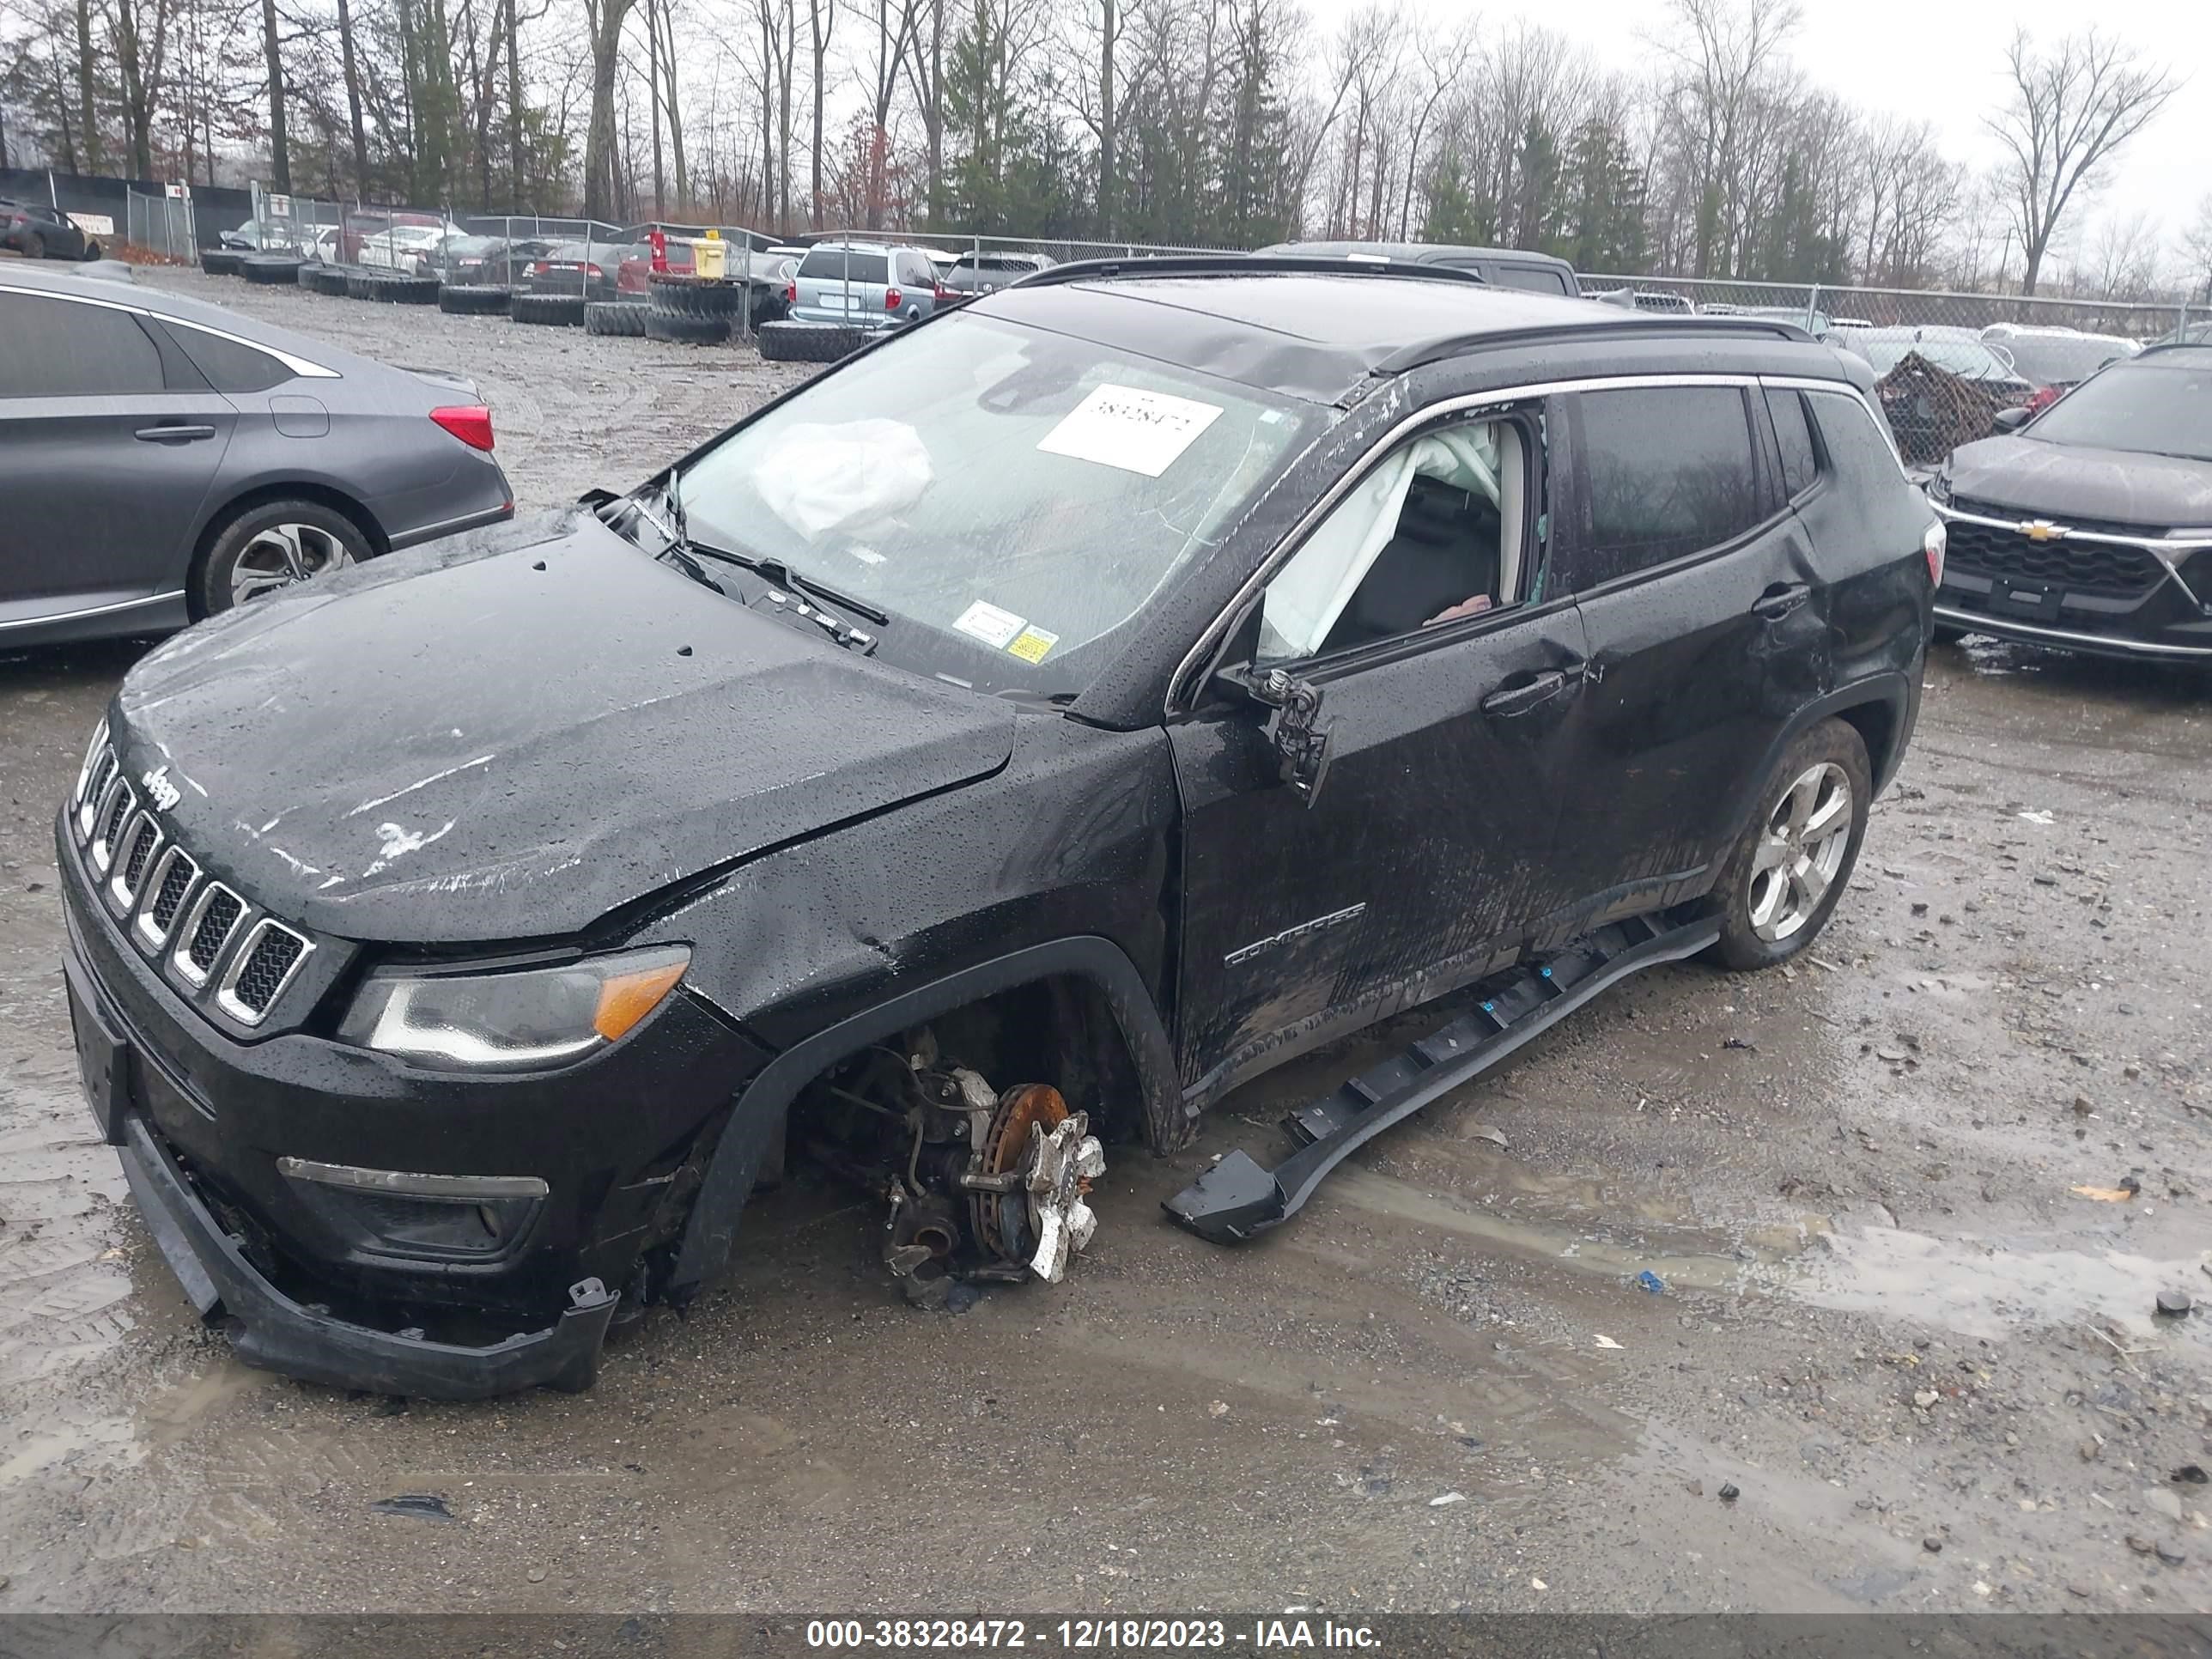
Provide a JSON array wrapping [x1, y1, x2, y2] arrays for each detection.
[[1232, 665, 1334, 805], [1990, 404, 2032, 434]]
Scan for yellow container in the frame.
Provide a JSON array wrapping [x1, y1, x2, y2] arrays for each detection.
[[695, 232, 726, 279]]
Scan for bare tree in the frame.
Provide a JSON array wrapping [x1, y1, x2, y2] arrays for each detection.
[[805, 0, 832, 224], [1986, 27, 2179, 296], [2182, 194, 2212, 306], [1649, 0, 1800, 276]]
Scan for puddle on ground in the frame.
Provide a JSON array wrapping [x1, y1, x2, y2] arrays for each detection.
[[1321, 1165, 2197, 1350], [1777, 1224, 2200, 1343]]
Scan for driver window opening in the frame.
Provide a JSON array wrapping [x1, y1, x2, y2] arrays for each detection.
[[1256, 417, 1529, 663]]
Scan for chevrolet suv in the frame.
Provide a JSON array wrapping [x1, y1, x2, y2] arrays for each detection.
[[59, 258, 1936, 1399]]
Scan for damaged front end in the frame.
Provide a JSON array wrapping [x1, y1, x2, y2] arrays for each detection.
[[795, 1031, 1106, 1308]]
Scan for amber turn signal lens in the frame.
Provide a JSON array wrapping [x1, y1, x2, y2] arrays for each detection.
[[592, 957, 688, 1041]]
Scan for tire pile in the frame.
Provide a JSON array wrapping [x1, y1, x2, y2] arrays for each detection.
[[195, 242, 806, 357]]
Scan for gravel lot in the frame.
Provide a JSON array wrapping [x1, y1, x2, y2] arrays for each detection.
[[0, 265, 2208, 1621]]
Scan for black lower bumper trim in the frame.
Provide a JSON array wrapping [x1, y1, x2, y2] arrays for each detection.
[[119, 1115, 618, 1399], [1164, 908, 1721, 1243], [1933, 605, 2212, 661]]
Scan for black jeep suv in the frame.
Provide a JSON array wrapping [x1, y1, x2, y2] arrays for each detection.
[[1929, 343, 2212, 661], [58, 258, 1936, 1397]]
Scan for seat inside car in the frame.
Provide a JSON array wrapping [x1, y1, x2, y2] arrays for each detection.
[[1323, 473, 1503, 651]]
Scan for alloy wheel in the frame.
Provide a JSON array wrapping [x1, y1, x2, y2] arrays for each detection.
[[228, 522, 356, 605], [1746, 761, 1853, 942]]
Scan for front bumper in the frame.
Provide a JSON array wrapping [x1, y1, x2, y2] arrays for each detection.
[[57, 803, 767, 1396], [1934, 505, 2212, 660]]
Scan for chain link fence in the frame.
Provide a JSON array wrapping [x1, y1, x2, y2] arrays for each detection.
[[123, 188, 196, 259], [1583, 274, 2198, 470]]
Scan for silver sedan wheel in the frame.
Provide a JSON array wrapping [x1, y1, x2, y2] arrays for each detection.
[[229, 522, 356, 605], [1746, 761, 1852, 943]]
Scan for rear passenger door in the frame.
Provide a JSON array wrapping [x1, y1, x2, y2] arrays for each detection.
[[1547, 380, 1832, 927], [0, 287, 236, 619]]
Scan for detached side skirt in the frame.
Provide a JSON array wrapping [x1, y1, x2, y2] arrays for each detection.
[[1163, 908, 1721, 1243]]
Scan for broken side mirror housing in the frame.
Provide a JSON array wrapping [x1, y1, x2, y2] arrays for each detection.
[[1217, 660, 1334, 805]]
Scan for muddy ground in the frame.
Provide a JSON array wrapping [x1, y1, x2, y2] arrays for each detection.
[[0, 266, 2207, 1620]]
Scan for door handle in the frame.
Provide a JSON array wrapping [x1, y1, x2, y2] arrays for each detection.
[[135, 423, 217, 442], [1752, 582, 1812, 621], [1481, 668, 1574, 719]]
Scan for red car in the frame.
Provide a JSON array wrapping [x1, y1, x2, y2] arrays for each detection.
[[616, 239, 694, 295]]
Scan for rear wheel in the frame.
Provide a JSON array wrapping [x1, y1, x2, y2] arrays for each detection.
[[1708, 718, 1871, 971], [194, 499, 373, 617], [80, 240, 101, 262], [438, 283, 512, 315], [23, 232, 46, 260], [757, 320, 866, 363], [1931, 623, 1967, 644], [645, 310, 730, 344]]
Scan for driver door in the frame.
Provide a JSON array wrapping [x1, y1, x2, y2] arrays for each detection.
[[1168, 406, 1590, 1101]]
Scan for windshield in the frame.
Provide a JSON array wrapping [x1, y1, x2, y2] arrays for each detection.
[[2024, 359, 2212, 462], [1990, 333, 2136, 387], [675, 311, 1319, 697]]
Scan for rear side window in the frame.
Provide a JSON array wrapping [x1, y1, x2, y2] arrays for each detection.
[[1804, 389, 1905, 488], [1766, 389, 1818, 498], [0, 291, 165, 397], [1565, 386, 1762, 586], [799, 247, 889, 284], [160, 321, 291, 393], [897, 252, 934, 287]]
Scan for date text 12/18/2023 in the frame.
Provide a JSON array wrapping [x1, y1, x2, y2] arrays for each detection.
[[805, 1619, 1382, 1650]]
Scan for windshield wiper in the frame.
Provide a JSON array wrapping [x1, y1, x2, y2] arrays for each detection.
[[687, 544, 890, 629], [637, 471, 889, 643]]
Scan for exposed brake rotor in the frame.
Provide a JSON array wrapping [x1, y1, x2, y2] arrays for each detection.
[[971, 1083, 1105, 1283]]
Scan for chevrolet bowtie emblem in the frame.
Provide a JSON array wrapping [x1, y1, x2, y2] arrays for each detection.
[[2021, 520, 2069, 542]]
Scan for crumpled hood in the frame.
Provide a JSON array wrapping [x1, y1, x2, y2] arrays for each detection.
[[1945, 435, 2212, 527], [112, 511, 1016, 943]]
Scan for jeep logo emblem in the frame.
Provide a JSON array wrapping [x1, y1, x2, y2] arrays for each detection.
[[142, 765, 181, 811]]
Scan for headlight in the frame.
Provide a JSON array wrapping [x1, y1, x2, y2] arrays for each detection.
[[338, 945, 690, 1071]]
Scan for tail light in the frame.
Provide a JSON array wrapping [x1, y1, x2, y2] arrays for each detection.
[[429, 405, 495, 453], [933, 283, 957, 303], [884, 286, 902, 312], [2023, 386, 2061, 416], [585, 263, 603, 279], [785, 282, 797, 305], [529, 262, 548, 276], [1923, 520, 1946, 587]]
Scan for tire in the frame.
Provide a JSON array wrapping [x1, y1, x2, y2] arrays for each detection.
[[22, 231, 46, 260], [645, 310, 731, 344], [200, 248, 241, 276], [308, 265, 350, 296], [1931, 623, 1966, 644], [1707, 717, 1872, 972], [193, 499, 374, 617], [296, 261, 322, 287], [438, 283, 512, 315], [240, 252, 305, 283], [757, 320, 866, 363], [648, 273, 744, 318], [343, 270, 378, 300], [511, 293, 586, 327], [372, 273, 439, 304], [80, 240, 100, 262], [585, 301, 647, 337]]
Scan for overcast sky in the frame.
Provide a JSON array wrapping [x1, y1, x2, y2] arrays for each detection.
[[1304, 0, 2208, 264]]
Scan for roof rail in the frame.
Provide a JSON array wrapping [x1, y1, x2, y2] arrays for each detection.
[[1011, 252, 1489, 291], [1374, 313, 1814, 376]]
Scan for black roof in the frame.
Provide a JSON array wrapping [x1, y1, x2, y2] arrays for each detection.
[[978, 263, 1808, 404]]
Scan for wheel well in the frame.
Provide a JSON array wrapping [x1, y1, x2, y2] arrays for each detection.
[[787, 975, 1148, 1152], [1833, 698, 1896, 786], [187, 483, 389, 619]]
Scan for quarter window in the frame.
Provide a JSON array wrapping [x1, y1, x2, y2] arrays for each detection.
[[1766, 388, 1819, 498], [0, 291, 165, 398], [1566, 386, 1761, 586]]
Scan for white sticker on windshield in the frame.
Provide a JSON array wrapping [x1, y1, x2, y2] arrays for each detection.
[[1036, 383, 1224, 477], [953, 600, 1027, 649]]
